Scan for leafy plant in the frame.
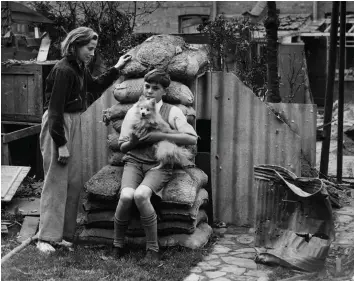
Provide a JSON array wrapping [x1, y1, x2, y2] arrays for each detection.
[[28, 1, 160, 67], [197, 15, 267, 99]]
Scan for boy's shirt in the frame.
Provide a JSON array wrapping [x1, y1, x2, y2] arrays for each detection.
[[118, 99, 197, 163]]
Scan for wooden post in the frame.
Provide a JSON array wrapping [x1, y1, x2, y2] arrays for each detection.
[[320, 2, 340, 178], [337, 2, 346, 183]]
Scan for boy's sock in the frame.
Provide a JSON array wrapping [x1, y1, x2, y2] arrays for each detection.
[[113, 201, 131, 248], [113, 217, 129, 248], [140, 211, 159, 252]]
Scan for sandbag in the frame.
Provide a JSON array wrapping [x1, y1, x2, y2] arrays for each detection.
[[103, 103, 134, 121], [83, 209, 208, 236], [82, 198, 118, 212], [167, 47, 209, 81], [84, 165, 124, 201], [161, 168, 208, 208], [113, 79, 194, 106], [160, 188, 209, 221], [175, 104, 196, 119], [108, 151, 125, 166], [107, 133, 120, 152], [136, 35, 185, 70], [111, 119, 123, 133], [79, 222, 212, 250], [120, 46, 148, 77]]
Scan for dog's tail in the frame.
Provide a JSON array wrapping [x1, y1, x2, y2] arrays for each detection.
[[155, 140, 193, 167]]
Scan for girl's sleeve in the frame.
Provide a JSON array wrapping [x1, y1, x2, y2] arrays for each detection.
[[86, 67, 120, 101], [48, 67, 75, 147]]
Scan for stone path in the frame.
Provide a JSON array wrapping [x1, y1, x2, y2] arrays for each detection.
[[183, 227, 272, 281], [184, 189, 354, 281]]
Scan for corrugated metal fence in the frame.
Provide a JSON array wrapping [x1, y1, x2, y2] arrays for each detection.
[[195, 72, 317, 226], [80, 84, 116, 184]]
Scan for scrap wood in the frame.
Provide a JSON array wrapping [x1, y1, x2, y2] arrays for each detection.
[[17, 216, 40, 243], [1, 233, 38, 264]]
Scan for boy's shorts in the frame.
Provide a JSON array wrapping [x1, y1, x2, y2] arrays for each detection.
[[121, 159, 173, 198]]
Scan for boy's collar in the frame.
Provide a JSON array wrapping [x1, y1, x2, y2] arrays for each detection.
[[156, 99, 163, 112]]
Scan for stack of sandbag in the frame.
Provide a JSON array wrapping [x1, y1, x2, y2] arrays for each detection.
[[102, 34, 209, 130], [80, 34, 212, 249], [80, 166, 212, 249]]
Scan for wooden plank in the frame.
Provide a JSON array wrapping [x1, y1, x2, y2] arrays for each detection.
[[1, 113, 42, 123], [1, 64, 41, 74], [2, 124, 41, 143], [1, 121, 40, 126], [27, 72, 36, 115], [17, 216, 39, 243], [14, 75, 29, 117], [33, 68, 43, 116], [1, 165, 31, 202], [1, 166, 21, 198], [1, 142, 11, 165], [1, 75, 15, 114]]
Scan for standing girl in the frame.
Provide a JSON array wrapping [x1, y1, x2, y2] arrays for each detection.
[[37, 27, 131, 253]]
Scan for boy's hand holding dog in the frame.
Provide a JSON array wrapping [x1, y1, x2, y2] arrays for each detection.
[[139, 132, 166, 143], [140, 131, 197, 146], [119, 132, 141, 153]]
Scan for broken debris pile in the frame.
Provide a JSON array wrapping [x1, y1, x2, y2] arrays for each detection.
[[253, 165, 335, 272]]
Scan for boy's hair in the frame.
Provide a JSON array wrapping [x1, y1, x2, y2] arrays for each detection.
[[144, 69, 171, 88], [61, 26, 98, 57]]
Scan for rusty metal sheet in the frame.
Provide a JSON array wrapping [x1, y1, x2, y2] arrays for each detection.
[[210, 71, 307, 226]]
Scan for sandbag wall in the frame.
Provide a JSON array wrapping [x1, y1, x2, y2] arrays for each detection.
[[80, 35, 213, 249]]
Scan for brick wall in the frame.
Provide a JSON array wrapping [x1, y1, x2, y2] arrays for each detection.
[[121, 1, 354, 34]]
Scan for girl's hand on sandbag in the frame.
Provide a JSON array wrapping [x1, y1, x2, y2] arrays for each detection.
[[115, 54, 132, 70], [139, 132, 166, 144], [58, 145, 70, 165]]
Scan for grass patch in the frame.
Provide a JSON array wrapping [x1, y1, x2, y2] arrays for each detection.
[[2, 239, 213, 281]]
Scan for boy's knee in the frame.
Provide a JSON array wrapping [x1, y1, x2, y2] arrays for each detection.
[[120, 188, 135, 204], [134, 186, 151, 205]]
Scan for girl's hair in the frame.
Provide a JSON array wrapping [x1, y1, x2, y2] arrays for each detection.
[[144, 69, 171, 88], [61, 27, 98, 57]]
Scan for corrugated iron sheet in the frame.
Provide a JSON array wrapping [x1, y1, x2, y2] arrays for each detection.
[[207, 71, 316, 226], [81, 84, 116, 184]]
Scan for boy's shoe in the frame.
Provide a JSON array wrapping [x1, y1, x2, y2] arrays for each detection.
[[145, 249, 161, 262], [112, 246, 127, 259]]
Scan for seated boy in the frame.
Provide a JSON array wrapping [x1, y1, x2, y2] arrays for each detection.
[[113, 69, 198, 261]]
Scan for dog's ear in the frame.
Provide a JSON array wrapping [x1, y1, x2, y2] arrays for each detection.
[[139, 95, 146, 102]]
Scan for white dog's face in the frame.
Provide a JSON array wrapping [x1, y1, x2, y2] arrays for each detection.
[[137, 96, 156, 118]]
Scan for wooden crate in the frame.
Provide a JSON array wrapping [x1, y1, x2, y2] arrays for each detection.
[[1, 63, 55, 123]]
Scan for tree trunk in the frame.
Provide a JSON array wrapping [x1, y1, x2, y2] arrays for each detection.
[[265, 1, 281, 103]]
